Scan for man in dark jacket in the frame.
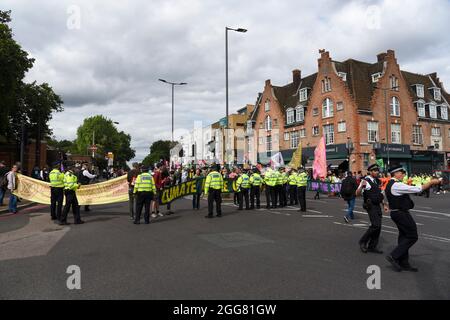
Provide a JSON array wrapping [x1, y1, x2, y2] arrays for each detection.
[[127, 162, 140, 219], [341, 171, 358, 223]]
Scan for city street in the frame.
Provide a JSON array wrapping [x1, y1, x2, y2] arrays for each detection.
[[1, 191, 449, 300]]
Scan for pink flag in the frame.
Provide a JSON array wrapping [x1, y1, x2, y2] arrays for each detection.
[[313, 137, 327, 180]]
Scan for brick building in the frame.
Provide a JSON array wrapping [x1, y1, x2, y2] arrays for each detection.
[[245, 49, 450, 173]]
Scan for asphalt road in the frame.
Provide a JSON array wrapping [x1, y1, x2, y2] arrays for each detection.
[[0, 191, 449, 300]]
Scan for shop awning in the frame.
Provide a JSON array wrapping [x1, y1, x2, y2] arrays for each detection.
[[305, 159, 347, 169]]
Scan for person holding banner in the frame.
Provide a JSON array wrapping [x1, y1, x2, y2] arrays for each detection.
[[236, 169, 251, 210], [49, 162, 65, 222], [205, 164, 224, 218], [133, 166, 156, 224], [60, 168, 83, 225]]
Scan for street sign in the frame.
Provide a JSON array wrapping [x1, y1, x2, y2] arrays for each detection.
[[89, 145, 98, 151]]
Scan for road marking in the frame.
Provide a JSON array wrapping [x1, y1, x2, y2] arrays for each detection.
[[415, 214, 446, 221], [303, 215, 333, 218], [410, 209, 450, 218], [341, 209, 392, 220], [306, 198, 328, 203], [307, 209, 323, 214], [422, 233, 450, 242], [416, 206, 433, 209]]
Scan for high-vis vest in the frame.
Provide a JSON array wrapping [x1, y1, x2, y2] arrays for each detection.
[[250, 173, 262, 187], [264, 169, 277, 187], [296, 172, 308, 187], [49, 169, 64, 188], [134, 173, 156, 193], [275, 171, 284, 185], [205, 171, 223, 193], [237, 174, 251, 189], [288, 173, 298, 185], [282, 172, 289, 184], [64, 172, 79, 191]]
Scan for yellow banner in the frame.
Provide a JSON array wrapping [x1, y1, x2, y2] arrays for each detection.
[[288, 142, 302, 169], [14, 174, 129, 205]]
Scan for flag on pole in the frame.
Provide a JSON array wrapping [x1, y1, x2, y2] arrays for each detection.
[[313, 137, 327, 180], [270, 152, 284, 169], [288, 142, 302, 169]]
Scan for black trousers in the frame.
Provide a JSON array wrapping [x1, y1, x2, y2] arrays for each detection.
[[289, 185, 298, 205], [238, 188, 250, 209], [135, 191, 153, 223], [390, 210, 418, 265], [279, 184, 287, 207], [298, 186, 306, 211], [270, 186, 278, 208], [50, 187, 64, 220], [207, 189, 222, 216], [265, 185, 271, 208], [234, 192, 239, 205], [61, 190, 81, 223], [360, 203, 382, 249], [250, 186, 260, 209], [128, 188, 135, 218], [193, 193, 201, 209]]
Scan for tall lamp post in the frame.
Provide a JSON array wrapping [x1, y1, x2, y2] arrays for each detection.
[[225, 26, 247, 165], [159, 79, 187, 142], [346, 137, 354, 173]]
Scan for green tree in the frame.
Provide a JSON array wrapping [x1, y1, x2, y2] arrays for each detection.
[[142, 140, 177, 167], [75, 115, 135, 169]]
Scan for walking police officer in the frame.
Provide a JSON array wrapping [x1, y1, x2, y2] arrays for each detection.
[[237, 169, 251, 210], [296, 167, 308, 212], [133, 165, 156, 224], [385, 165, 441, 272], [60, 168, 84, 225], [356, 164, 386, 254], [49, 162, 65, 222], [249, 169, 262, 209], [205, 164, 224, 218]]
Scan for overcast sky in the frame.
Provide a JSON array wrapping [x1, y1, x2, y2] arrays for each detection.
[[2, 0, 450, 161]]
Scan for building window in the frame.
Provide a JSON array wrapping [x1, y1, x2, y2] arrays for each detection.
[[440, 105, 448, 120], [323, 124, 334, 145], [321, 77, 332, 93], [266, 136, 272, 152], [338, 121, 346, 132], [299, 88, 308, 102], [429, 103, 437, 118], [322, 98, 334, 118], [417, 101, 425, 117], [390, 97, 400, 116], [246, 120, 253, 134], [431, 127, 441, 136], [313, 108, 319, 116], [412, 126, 423, 145], [372, 72, 382, 83], [367, 121, 379, 143], [265, 100, 270, 112], [258, 137, 263, 145], [390, 76, 399, 90], [433, 88, 441, 101], [312, 126, 319, 136], [363, 154, 369, 168], [265, 116, 272, 131], [286, 108, 294, 124], [290, 131, 299, 149], [296, 106, 304, 122], [338, 72, 347, 81], [416, 85, 424, 98], [336, 101, 344, 111], [391, 123, 401, 144], [448, 128, 450, 139], [284, 132, 290, 141], [299, 128, 306, 138]]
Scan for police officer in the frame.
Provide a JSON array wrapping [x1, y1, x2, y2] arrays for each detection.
[[205, 164, 224, 218], [281, 168, 289, 207], [249, 169, 262, 209], [356, 164, 386, 254], [275, 168, 283, 207], [288, 169, 298, 205], [385, 165, 441, 272], [296, 167, 308, 212], [264, 165, 278, 209], [237, 169, 251, 210], [49, 162, 65, 222], [133, 165, 156, 224], [262, 165, 272, 209], [60, 168, 83, 225]]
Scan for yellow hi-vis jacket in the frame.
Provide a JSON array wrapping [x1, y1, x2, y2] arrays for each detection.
[[64, 172, 80, 191], [204, 171, 224, 193], [133, 173, 156, 193], [288, 173, 298, 185], [249, 173, 262, 187], [237, 174, 251, 190], [49, 169, 65, 188], [264, 169, 276, 187], [296, 172, 308, 187]]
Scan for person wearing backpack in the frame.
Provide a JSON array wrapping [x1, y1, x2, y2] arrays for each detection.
[[341, 171, 358, 223]]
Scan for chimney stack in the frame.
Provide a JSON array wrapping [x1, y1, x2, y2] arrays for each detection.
[[377, 52, 387, 62], [293, 69, 301, 86]]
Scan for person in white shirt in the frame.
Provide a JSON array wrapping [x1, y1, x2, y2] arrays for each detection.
[[80, 164, 96, 212], [384, 165, 441, 272]]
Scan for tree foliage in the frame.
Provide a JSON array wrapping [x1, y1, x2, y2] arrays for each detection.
[[142, 140, 177, 167], [75, 115, 135, 169]]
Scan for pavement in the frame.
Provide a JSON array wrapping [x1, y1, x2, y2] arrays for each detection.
[[0, 191, 449, 300], [0, 190, 35, 215]]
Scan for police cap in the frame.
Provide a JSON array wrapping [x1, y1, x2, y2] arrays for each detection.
[[389, 165, 406, 175], [367, 164, 380, 171]]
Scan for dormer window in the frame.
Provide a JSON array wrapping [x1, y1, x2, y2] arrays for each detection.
[[299, 88, 308, 102], [286, 108, 295, 124], [265, 100, 270, 112], [441, 104, 448, 120], [429, 103, 437, 119], [338, 72, 347, 81], [433, 88, 441, 101], [415, 85, 424, 98], [416, 100, 425, 117], [372, 72, 382, 83], [296, 105, 304, 122]]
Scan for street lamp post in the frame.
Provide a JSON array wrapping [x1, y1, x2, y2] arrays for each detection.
[[225, 26, 247, 165], [159, 79, 187, 142]]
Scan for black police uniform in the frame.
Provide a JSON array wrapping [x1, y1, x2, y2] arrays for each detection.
[[359, 175, 384, 251], [385, 177, 418, 270]]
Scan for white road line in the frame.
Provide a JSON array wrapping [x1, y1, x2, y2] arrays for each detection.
[[303, 215, 333, 218], [422, 234, 450, 242], [341, 209, 392, 220], [415, 214, 446, 221], [307, 209, 323, 214], [416, 206, 433, 209], [306, 199, 329, 203], [410, 209, 450, 218]]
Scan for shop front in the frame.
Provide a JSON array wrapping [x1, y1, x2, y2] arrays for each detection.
[[374, 144, 412, 172]]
